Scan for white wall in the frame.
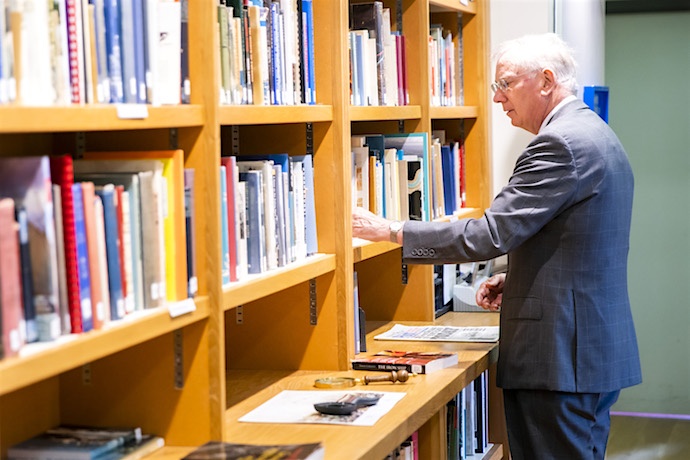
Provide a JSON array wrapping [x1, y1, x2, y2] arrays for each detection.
[[489, 0, 553, 196]]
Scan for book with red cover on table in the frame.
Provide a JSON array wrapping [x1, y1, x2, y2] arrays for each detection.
[[351, 350, 458, 374]]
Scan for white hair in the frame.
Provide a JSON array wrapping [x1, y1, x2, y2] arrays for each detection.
[[493, 33, 579, 95]]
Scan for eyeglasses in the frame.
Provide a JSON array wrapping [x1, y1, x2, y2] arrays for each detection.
[[490, 71, 536, 94]]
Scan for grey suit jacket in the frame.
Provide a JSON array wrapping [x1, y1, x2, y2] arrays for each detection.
[[403, 100, 642, 393]]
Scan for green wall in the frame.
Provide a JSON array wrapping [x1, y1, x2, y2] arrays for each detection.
[[606, 11, 690, 413]]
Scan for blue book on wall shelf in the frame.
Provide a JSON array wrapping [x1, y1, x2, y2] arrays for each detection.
[[583, 85, 609, 123]]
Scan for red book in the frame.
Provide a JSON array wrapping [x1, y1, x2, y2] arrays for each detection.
[[220, 157, 237, 282], [0, 198, 25, 358], [50, 155, 83, 333], [351, 350, 458, 374], [65, 0, 84, 103]]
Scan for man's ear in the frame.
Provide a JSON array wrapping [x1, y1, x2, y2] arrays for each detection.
[[540, 69, 556, 96]]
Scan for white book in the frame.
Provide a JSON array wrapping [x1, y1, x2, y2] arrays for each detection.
[[383, 147, 400, 220], [143, 0, 159, 104], [235, 180, 248, 280], [156, 1, 181, 104], [352, 146, 369, 211]]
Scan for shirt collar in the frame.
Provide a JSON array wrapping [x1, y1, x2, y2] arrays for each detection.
[[539, 95, 578, 132]]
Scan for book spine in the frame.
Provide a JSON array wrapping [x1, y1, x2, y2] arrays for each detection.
[[96, 186, 124, 320], [132, 0, 148, 103], [351, 361, 419, 373], [183, 168, 197, 297], [50, 156, 82, 334], [65, 0, 85, 103], [219, 165, 231, 285], [103, 0, 124, 102], [71, 183, 93, 332]]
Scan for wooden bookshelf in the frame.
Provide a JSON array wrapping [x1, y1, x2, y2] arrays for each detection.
[[0, 0, 500, 459]]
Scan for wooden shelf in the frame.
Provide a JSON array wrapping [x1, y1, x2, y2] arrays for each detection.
[[429, 105, 479, 119], [0, 105, 205, 133], [217, 314, 499, 460], [221, 254, 336, 310], [217, 104, 334, 125], [350, 105, 423, 122], [0, 297, 210, 396]]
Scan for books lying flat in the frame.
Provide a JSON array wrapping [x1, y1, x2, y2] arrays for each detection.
[[182, 441, 324, 460], [352, 350, 458, 374], [7, 425, 145, 460], [374, 324, 500, 343]]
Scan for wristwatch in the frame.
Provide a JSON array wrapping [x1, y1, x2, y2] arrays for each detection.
[[388, 220, 403, 243]]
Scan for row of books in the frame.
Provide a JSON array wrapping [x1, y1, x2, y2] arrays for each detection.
[[348, 1, 409, 107], [0, 151, 193, 360], [0, 0, 187, 106], [352, 132, 429, 222], [7, 424, 164, 460], [220, 153, 318, 284], [430, 130, 467, 219], [352, 130, 466, 224], [446, 369, 490, 459], [429, 18, 465, 107], [217, 0, 316, 106]]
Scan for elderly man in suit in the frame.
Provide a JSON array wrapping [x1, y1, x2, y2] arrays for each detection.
[[352, 33, 642, 459]]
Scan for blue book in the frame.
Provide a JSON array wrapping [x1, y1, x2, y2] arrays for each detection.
[[95, 185, 125, 320], [132, 0, 148, 103], [219, 166, 231, 285], [440, 144, 457, 215], [302, 0, 316, 104], [119, 0, 137, 103], [239, 170, 265, 274], [103, 0, 124, 102], [71, 183, 93, 332], [269, 2, 282, 105]]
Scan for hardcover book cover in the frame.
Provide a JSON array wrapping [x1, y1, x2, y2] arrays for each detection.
[[7, 425, 142, 460], [182, 441, 324, 460], [351, 350, 458, 374], [80, 181, 108, 329], [0, 198, 24, 358], [0, 156, 61, 341]]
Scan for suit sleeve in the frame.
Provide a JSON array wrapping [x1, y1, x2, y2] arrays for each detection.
[[402, 131, 579, 264]]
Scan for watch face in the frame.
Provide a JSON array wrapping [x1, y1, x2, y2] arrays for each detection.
[[390, 221, 403, 232]]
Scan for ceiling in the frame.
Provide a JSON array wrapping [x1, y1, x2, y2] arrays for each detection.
[[605, 0, 690, 14]]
